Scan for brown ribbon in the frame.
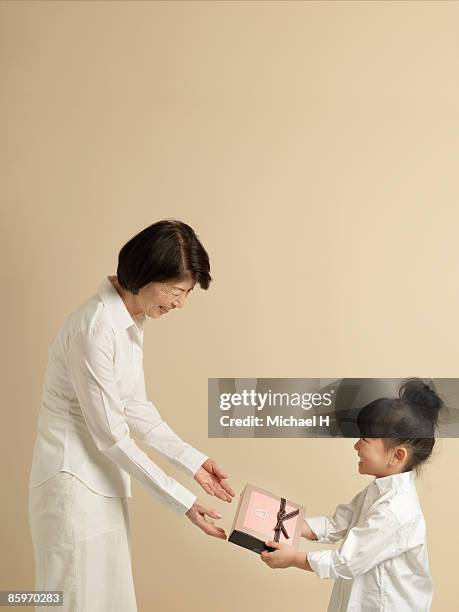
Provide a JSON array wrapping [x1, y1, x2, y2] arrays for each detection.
[[273, 497, 300, 542]]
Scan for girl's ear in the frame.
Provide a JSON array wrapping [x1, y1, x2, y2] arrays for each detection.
[[391, 446, 409, 466]]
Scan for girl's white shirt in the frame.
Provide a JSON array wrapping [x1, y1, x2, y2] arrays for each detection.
[[29, 276, 208, 514], [306, 470, 432, 611]]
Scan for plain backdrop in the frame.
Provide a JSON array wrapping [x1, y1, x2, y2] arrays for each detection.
[[1, 1, 459, 610]]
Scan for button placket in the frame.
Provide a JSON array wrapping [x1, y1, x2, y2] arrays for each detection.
[[132, 341, 143, 379]]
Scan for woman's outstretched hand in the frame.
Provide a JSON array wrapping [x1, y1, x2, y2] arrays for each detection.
[[185, 500, 227, 540], [194, 458, 235, 503]]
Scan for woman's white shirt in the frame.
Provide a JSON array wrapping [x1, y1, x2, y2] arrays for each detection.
[[29, 276, 208, 514], [306, 470, 433, 611]]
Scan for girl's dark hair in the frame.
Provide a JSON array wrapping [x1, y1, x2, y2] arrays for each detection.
[[116, 219, 211, 294], [357, 378, 446, 476]]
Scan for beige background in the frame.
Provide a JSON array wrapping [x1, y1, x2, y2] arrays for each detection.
[[1, 1, 459, 610]]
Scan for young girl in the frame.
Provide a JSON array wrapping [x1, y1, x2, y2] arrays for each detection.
[[260, 378, 445, 612]]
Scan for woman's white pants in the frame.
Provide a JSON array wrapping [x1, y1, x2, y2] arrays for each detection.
[[28, 472, 138, 612]]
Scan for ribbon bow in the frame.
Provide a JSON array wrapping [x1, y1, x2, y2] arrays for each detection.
[[273, 497, 300, 542]]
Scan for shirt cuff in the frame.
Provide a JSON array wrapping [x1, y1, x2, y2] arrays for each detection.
[[177, 446, 208, 476], [104, 435, 197, 515], [307, 549, 354, 580], [170, 481, 197, 514], [307, 550, 339, 579], [305, 516, 328, 542]]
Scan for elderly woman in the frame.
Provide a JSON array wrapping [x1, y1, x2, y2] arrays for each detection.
[[28, 220, 234, 611]]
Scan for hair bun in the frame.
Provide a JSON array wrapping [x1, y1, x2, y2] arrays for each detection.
[[399, 378, 444, 426]]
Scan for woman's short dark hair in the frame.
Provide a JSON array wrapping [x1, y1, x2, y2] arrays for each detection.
[[116, 219, 211, 294], [357, 378, 447, 476]]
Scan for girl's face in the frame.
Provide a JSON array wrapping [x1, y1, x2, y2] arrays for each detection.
[[354, 438, 397, 478]]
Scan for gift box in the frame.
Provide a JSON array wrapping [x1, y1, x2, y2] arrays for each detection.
[[228, 484, 305, 554]]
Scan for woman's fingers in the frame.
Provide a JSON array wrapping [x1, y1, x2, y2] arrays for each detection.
[[202, 482, 215, 496], [185, 501, 226, 539], [206, 525, 227, 539], [211, 482, 232, 502], [201, 480, 226, 501], [200, 517, 227, 539], [203, 508, 223, 520], [197, 460, 235, 502], [209, 461, 235, 496], [202, 476, 234, 502], [194, 500, 223, 519], [219, 479, 235, 498], [211, 462, 228, 479], [199, 507, 226, 539]]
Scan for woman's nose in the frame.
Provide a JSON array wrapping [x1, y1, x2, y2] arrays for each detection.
[[172, 295, 186, 308]]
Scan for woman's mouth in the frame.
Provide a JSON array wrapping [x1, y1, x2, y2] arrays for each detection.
[[159, 305, 170, 314]]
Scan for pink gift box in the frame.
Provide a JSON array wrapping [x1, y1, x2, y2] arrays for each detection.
[[228, 484, 305, 554]]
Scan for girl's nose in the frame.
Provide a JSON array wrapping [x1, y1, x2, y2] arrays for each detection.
[[354, 440, 359, 451]]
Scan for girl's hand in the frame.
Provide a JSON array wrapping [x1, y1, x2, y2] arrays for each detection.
[[194, 458, 235, 503], [260, 541, 297, 569], [185, 500, 227, 540], [302, 520, 318, 540]]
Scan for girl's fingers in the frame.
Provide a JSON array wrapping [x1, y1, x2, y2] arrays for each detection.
[[260, 553, 273, 567]]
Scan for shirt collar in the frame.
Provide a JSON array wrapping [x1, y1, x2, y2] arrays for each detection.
[[97, 276, 147, 332], [373, 469, 416, 494]]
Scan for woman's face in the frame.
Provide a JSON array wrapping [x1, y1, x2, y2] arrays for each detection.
[[138, 276, 196, 319]]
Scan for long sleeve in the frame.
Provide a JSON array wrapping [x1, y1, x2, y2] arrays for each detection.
[[307, 502, 405, 579], [123, 364, 208, 476], [66, 326, 197, 514], [306, 489, 366, 544]]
